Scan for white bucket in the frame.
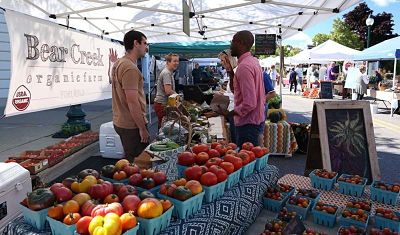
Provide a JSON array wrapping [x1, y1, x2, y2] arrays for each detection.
[[370, 103, 379, 114], [352, 93, 358, 100]]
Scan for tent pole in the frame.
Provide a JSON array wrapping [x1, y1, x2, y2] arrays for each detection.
[[393, 58, 397, 89], [279, 32, 283, 106]]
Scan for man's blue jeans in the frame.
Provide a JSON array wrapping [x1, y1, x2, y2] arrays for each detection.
[[235, 123, 263, 147]]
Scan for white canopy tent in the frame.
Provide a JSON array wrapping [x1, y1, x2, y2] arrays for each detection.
[[291, 40, 360, 64], [0, 0, 360, 43]]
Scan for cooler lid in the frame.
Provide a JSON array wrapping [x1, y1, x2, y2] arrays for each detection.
[[0, 163, 31, 192]]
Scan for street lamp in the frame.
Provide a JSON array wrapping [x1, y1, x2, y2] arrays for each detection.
[[366, 15, 374, 48]]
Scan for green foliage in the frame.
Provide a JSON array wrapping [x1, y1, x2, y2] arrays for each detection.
[[343, 2, 398, 48], [275, 45, 302, 57], [330, 18, 364, 50], [268, 95, 281, 109], [312, 33, 330, 46]]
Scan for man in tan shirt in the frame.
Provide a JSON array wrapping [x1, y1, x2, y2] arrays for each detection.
[[111, 30, 149, 161]]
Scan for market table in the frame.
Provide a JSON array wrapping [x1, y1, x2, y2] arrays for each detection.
[[248, 174, 400, 235], [367, 89, 400, 116], [2, 155, 279, 235]]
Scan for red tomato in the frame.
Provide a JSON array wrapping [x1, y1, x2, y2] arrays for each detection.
[[205, 158, 223, 168], [261, 147, 269, 155], [242, 142, 254, 151], [225, 149, 237, 156], [177, 152, 196, 166], [192, 144, 209, 154], [219, 161, 235, 174], [228, 143, 238, 150], [184, 165, 203, 181], [200, 172, 218, 186], [199, 165, 209, 174], [208, 165, 228, 182], [76, 216, 93, 234], [251, 146, 265, 158], [195, 152, 209, 165], [215, 144, 227, 156], [237, 151, 250, 165], [244, 150, 256, 162], [210, 142, 219, 149], [224, 155, 243, 171], [208, 149, 221, 158]]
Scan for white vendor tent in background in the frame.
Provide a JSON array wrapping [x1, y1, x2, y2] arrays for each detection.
[[309, 40, 360, 61], [290, 40, 360, 64], [353, 36, 400, 88], [0, 0, 361, 43]]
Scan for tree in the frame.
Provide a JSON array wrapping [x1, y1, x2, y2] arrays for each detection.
[[275, 45, 302, 57], [312, 33, 330, 46], [343, 2, 398, 48], [330, 18, 364, 50]]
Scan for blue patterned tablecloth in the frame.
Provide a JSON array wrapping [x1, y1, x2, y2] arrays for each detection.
[[2, 156, 278, 235]]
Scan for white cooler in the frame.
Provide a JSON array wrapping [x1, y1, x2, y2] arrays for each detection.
[[99, 121, 124, 159], [0, 163, 32, 229]]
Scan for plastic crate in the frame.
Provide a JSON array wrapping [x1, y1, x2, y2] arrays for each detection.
[[47, 217, 76, 235], [21, 205, 49, 230], [263, 197, 288, 212], [374, 211, 400, 232], [311, 204, 339, 227], [176, 164, 187, 178], [286, 201, 311, 220], [339, 208, 370, 230], [100, 176, 129, 184], [240, 160, 256, 179], [123, 223, 140, 235], [309, 170, 338, 190], [336, 226, 366, 235], [225, 168, 242, 189], [296, 190, 321, 208], [136, 185, 161, 196], [203, 180, 226, 203], [370, 181, 400, 206], [255, 154, 269, 171], [137, 206, 174, 235], [158, 192, 205, 219], [337, 175, 367, 197]]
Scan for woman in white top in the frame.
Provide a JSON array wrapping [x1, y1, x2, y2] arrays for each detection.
[[269, 65, 277, 88], [355, 65, 369, 100]]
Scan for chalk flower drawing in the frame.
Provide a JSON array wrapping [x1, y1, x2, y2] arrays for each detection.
[[328, 111, 365, 156]]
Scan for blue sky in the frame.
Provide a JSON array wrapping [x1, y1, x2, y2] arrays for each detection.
[[284, 0, 400, 48]]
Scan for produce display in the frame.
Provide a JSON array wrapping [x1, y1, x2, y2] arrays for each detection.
[[346, 200, 372, 212], [288, 196, 310, 208], [313, 169, 337, 179], [370, 228, 399, 235], [128, 168, 167, 189], [314, 201, 338, 214], [337, 226, 366, 235], [159, 179, 203, 201], [373, 181, 400, 193], [341, 208, 369, 223], [375, 208, 399, 221], [337, 175, 366, 185], [149, 140, 180, 152]]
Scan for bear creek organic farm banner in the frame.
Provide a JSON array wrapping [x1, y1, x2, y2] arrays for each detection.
[[3, 10, 125, 117]]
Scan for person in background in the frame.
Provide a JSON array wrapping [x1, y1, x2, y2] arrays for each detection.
[[375, 69, 383, 85], [295, 64, 303, 93], [319, 64, 327, 81], [230, 30, 265, 147], [327, 62, 338, 81], [111, 30, 149, 161], [260, 67, 276, 145], [269, 64, 277, 88], [289, 67, 298, 94], [355, 65, 369, 100], [216, 49, 238, 143], [153, 53, 179, 128], [192, 63, 202, 84]]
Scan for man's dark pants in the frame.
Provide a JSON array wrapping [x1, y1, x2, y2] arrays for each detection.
[[235, 123, 263, 148], [114, 125, 149, 162]]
